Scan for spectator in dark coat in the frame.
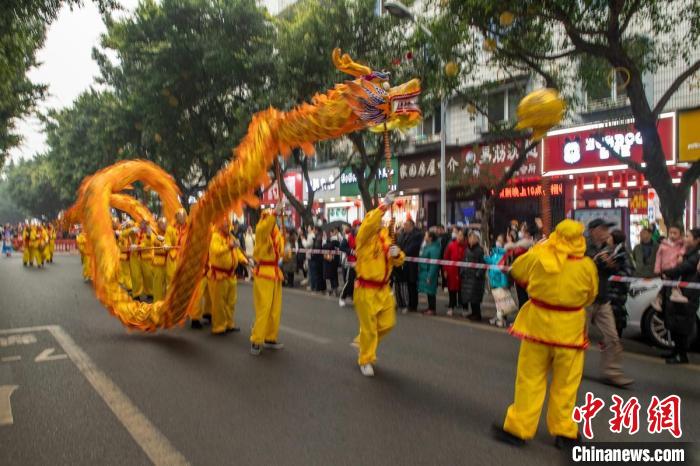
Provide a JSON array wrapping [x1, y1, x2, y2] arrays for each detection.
[[607, 230, 634, 337], [660, 228, 700, 365], [310, 227, 326, 292], [323, 227, 341, 296], [395, 219, 424, 312], [631, 227, 658, 278], [460, 231, 486, 321]]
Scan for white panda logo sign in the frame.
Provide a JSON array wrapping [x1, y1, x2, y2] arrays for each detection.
[[563, 136, 581, 164]]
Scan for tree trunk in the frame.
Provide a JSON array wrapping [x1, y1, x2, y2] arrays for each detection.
[[480, 195, 494, 249]]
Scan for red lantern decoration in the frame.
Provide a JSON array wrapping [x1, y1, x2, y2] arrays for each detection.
[[405, 51, 413, 60], [395, 198, 406, 209]]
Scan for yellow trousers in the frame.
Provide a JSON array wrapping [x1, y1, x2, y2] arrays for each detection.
[[190, 279, 210, 321], [504, 340, 584, 440], [151, 264, 167, 301], [251, 277, 282, 345], [43, 247, 51, 262], [49, 242, 55, 260], [140, 260, 153, 297], [30, 247, 43, 266], [130, 256, 143, 296], [354, 285, 396, 365], [166, 258, 177, 285], [23, 247, 30, 264], [119, 260, 132, 291], [80, 254, 91, 279], [208, 276, 237, 334]]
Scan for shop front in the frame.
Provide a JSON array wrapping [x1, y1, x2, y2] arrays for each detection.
[[304, 166, 343, 222], [339, 158, 419, 224], [542, 112, 690, 246], [398, 139, 556, 233], [261, 170, 303, 228]]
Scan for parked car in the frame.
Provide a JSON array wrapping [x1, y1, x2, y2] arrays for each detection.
[[625, 278, 700, 349]]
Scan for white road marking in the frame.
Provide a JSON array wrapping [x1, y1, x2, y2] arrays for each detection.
[[279, 325, 331, 345], [34, 348, 68, 363], [1, 356, 21, 363], [0, 333, 37, 347], [0, 385, 18, 426], [45, 326, 189, 465]]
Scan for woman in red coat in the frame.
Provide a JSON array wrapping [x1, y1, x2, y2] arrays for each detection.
[[443, 228, 466, 316]]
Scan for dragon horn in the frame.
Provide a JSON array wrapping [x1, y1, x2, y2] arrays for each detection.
[[332, 48, 372, 78]]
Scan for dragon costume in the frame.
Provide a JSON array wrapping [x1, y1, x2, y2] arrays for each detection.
[[66, 49, 422, 332]]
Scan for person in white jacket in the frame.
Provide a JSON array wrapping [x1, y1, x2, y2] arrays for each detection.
[[301, 226, 315, 288], [243, 225, 255, 281]]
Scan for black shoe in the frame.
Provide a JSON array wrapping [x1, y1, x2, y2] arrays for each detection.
[[491, 423, 525, 447], [203, 314, 212, 323], [660, 352, 675, 359], [468, 314, 482, 322], [666, 354, 689, 365], [226, 327, 241, 333], [190, 320, 203, 329], [554, 434, 581, 450], [23, 262, 27, 266]]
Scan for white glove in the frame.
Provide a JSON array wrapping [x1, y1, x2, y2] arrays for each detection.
[[275, 203, 285, 215], [129, 244, 138, 251], [157, 235, 165, 242], [278, 259, 284, 267], [132, 227, 140, 235], [382, 190, 396, 207], [389, 245, 400, 257], [115, 230, 121, 238]]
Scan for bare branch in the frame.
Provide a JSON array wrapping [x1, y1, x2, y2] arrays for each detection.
[[493, 140, 539, 194], [619, 0, 643, 34], [591, 133, 646, 173], [652, 59, 700, 116]]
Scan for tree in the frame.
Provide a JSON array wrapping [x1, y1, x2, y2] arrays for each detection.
[[95, 0, 275, 201], [3, 155, 64, 219], [0, 0, 116, 167], [0, 176, 30, 224], [273, 0, 410, 214], [432, 0, 700, 228]]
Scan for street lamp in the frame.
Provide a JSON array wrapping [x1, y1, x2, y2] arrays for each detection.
[[384, 0, 447, 227]]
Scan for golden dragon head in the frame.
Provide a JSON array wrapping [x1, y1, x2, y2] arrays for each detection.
[[333, 48, 422, 133]]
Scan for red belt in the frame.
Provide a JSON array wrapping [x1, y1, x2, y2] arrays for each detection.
[[356, 277, 389, 289], [257, 260, 278, 266], [210, 265, 235, 277], [530, 298, 582, 312]]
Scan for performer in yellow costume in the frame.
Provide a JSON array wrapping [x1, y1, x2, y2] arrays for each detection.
[[116, 220, 133, 292], [45, 224, 56, 263], [207, 218, 247, 335], [165, 209, 187, 284], [353, 192, 405, 377], [34, 224, 47, 268], [493, 220, 598, 448], [250, 205, 285, 355], [151, 217, 169, 301], [136, 219, 155, 300], [76, 227, 91, 281], [22, 224, 31, 266], [128, 226, 144, 297]]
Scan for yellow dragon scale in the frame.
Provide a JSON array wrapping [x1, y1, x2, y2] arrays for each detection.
[[71, 49, 422, 331]]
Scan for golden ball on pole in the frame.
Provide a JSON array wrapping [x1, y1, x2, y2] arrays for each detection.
[[499, 11, 514, 27], [514, 88, 566, 141]]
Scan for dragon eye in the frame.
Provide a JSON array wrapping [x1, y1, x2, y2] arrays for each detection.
[[382, 82, 390, 91]]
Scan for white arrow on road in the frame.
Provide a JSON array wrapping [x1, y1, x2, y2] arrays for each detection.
[[34, 348, 68, 363], [0, 385, 18, 426]]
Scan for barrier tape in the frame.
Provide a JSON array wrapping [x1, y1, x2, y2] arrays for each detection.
[[290, 247, 700, 290]]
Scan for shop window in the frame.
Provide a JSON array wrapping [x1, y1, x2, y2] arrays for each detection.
[[487, 86, 524, 130], [414, 106, 441, 143]]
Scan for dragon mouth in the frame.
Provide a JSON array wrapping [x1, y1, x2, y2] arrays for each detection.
[[392, 91, 421, 115]]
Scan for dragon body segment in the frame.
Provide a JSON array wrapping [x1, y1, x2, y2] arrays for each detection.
[[69, 49, 421, 331]]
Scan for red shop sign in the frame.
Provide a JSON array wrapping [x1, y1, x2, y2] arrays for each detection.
[[542, 114, 675, 176], [262, 171, 302, 204]]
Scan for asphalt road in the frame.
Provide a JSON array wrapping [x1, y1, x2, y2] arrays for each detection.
[[0, 254, 698, 465]]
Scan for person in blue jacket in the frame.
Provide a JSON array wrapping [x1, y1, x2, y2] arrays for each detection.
[[419, 231, 442, 315], [485, 235, 512, 326]]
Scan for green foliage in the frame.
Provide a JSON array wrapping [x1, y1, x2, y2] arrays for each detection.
[[3, 155, 64, 219], [96, 0, 276, 196]]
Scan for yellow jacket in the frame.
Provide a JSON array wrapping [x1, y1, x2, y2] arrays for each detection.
[[253, 211, 284, 281], [48, 228, 56, 245], [509, 220, 598, 349], [207, 230, 247, 280], [152, 229, 168, 266], [37, 228, 48, 249], [117, 228, 131, 261], [165, 224, 185, 260], [138, 231, 154, 261], [76, 232, 88, 255], [28, 227, 39, 248], [355, 206, 405, 285]]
